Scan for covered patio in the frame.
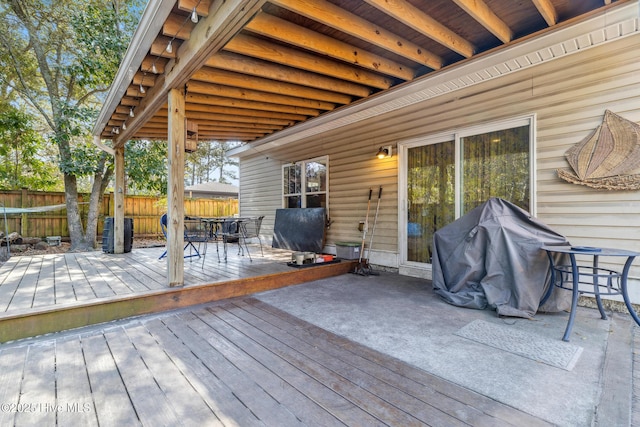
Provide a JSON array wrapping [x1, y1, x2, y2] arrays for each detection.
[[0, 250, 637, 426], [91, 0, 633, 288]]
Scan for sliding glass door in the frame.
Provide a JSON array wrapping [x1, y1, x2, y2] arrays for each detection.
[[403, 116, 534, 265]]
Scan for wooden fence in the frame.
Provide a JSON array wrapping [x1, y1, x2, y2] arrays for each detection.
[[0, 189, 238, 240]]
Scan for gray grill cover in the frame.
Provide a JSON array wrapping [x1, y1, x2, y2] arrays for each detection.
[[432, 198, 570, 318]]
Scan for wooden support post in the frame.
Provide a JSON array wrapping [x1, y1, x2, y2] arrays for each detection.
[[114, 145, 125, 254], [167, 87, 186, 287]]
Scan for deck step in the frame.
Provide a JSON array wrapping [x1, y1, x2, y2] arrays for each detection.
[[0, 261, 356, 343]]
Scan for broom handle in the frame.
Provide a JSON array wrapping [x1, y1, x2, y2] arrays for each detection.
[[367, 186, 382, 260], [359, 188, 372, 262]]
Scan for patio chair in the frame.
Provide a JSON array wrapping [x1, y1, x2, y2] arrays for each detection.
[[158, 214, 208, 263], [218, 218, 252, 262], [240, 216, 264, 257]]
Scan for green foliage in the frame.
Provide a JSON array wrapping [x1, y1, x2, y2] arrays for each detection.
[[0, 105, 59, 190], [70, 0, 144, 89], [185, 141, 240, 186], [125, 140, 168, 195]]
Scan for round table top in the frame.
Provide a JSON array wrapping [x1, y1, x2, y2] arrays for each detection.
[[541, 245, 640, 257]]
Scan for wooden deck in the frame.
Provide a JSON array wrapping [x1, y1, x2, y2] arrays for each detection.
[[0, 244, 354, 342], [0, 296, 550, 426]]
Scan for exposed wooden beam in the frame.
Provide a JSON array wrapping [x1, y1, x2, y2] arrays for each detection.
[[246, 13, 416, 80], [150, 36, 179, 58], [206, 51, 372, 97], [363, 0, 476, 58], [162, 12, 197, 40], [142, 56, 168, 74], [187, 93, 319, 117], [225, 33, 393, 90], [191, 67, 353, 104], [531, 0, 558, 26], [271, 0, 442, 70], [185, 99, 309, 121], [115, 0, 268, 146], [451, 0, 513, 43], [198, 120, 284, 133], [157, 107, 298, 126], [177, 0, 211, 17], [145, 117, 283, 132], [186, 80, 336, 111]]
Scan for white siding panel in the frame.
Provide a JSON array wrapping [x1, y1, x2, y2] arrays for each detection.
[[237, 31, 640, 280]]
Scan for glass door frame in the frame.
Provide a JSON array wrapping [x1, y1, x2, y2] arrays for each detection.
[[398, 114, 537, 271]]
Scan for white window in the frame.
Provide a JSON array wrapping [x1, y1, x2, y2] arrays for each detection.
[[283, 156, 328, 209], [400, 115, 535, 265]]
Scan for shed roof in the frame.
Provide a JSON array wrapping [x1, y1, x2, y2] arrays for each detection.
[[93, 0, 627, 150], [184, 181, 238, 196]]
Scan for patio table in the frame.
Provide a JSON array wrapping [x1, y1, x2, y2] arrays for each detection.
[[200, 217, 251, 261], [540, 245, 640, 341]]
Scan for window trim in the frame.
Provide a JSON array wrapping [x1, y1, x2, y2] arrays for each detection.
[[282, 155, 329, 209]]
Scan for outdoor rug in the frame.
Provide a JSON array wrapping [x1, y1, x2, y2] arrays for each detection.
[[455, 319, 583, 371]]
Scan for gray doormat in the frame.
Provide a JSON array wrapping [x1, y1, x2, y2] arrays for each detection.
[[455, 319, 583, 371]]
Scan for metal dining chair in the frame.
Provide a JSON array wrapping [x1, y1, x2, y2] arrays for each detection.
[[158, 213, 207, 264]]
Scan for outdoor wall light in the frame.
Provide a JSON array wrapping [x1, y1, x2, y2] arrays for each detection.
[[191, 7, 199, 23], [129, 107, 135, 117], [376, 145, 392, 159]]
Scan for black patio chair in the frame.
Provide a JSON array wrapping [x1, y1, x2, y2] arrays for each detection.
[[159, 213, 208, 264], [240, 216, 264, 257]]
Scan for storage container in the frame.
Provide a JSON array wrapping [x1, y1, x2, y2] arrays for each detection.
[[335, 242, 361, 260]]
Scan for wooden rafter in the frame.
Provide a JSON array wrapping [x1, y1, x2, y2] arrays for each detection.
[[225, 33, 393, 89], [271, 0, 442, 70], [191, 67, 353, 104], [451, 0, 513, 43], [96, 0, 617, 142], [531, 0, 558, 27], [205, 51, 372, 98], [245, 13, 416, 80], [363, 0, 476, 58]]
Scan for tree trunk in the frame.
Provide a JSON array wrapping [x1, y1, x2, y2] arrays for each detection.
[[83, 154, 113, 249], [63, 172, 92, 251]]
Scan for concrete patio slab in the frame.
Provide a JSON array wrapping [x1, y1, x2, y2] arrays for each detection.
[[255, 272, 636, 426]]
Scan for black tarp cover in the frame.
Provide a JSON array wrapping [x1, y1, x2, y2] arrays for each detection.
[[431, 198, 571, 318]]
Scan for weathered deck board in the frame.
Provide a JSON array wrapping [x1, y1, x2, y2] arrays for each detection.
[[156, 315, 343, 427], [15, 339, 56, 426], [0, 346, 28, 426], [32, 255, 55, 308], [227, 300, 471, 426], [160, 314, 303, 426], [0, 257, 30, 311], [124, 324, 221, 426], [56, 337, 99, 426], [82, 333, 140, 427], [0, 245, 296, 315], [7, 257, 42, 310], [104, 328, 183, 426], [191, 306, 397, 426], [0, 295, 560, 426], [52, 255, 76, 303], [145, 317, 262, 426], [239, 298, 552, 427]]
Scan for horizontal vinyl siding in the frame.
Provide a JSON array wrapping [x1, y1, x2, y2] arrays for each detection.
[[238, 156, 281, 241], [238, 31, 640, 278]]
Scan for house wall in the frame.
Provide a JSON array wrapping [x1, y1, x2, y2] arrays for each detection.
[[236, 6, 640, 299]]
